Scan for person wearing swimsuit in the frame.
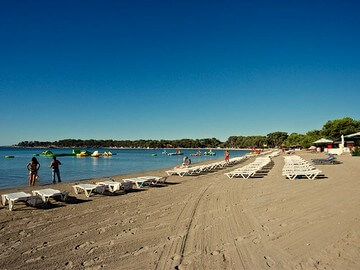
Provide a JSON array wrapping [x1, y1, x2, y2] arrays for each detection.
[[27, 157, 40, 186]]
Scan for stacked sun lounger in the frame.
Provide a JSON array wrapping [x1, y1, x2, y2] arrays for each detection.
[[225, 156, 272, 179], [311, 153, 341, 165], [282, 156, 323, 180], [166, 156, 248, 177]]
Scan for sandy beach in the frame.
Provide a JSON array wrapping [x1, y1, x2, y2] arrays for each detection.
[[0, 152, 360, 269]]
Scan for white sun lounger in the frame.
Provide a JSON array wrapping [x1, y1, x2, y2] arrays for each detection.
[[96, 180, 123, 192], [32, 188, 65, 203], [138, 176, 167, 185], [1, 192, 32, 211], [72, 184, 105, 197], [123, 177, 151, 188], [165, 168, 191, 177], [96, 179, 133, 192]]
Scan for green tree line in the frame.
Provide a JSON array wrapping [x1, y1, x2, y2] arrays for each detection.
[[16, 117, 359, 149]]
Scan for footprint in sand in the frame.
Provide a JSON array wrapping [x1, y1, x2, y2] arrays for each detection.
[[65, 261, 74, 269], [87, 247, 97, 254], [264, 256, 275, 267], [252, 235, 261, 244], [279, 223, 288, 227], [81, 257, 100, 267], [75, 241, 92, 250], [97, 228, 106, 234], [26, 256, 45, 263], [211, 250, 221, 256], [132, 246, 149, 256], [261, 225, 269, 231]]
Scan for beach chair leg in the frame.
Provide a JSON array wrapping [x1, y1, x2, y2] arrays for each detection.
[[1, 195, 6, 206], [84, 189, 91, 197], [73, 186, 79, 194], [9, 200, 14, 211]]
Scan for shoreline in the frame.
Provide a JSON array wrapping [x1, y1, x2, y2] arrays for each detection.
[[0, 156, 226, 193], [1, 146, 253, 150]]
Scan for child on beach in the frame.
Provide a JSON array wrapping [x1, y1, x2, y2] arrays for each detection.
[[27, 157, 40, 186]]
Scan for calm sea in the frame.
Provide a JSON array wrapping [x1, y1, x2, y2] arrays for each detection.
[[0, 148, 250, 189]]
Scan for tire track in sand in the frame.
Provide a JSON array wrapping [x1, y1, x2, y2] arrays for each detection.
[[155, 183, 212, 270]]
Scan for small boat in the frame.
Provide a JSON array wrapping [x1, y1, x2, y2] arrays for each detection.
[[103, 151, 113, 156], [168, 149, 183, 156], [204, 150, 216, 156], [190, 150, 201, 156], [4, 155, 15, 158], [152, 153, 157, 156], [76, 151, 90, 157], [91, 151, 101, 157], [162, 150, 168, 155], [38, 150, 55, 157]]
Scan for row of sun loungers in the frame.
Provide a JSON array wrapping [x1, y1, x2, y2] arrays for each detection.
[[225, 156, 273, 179], [1, 176, 166, 210], [165, 156, 248, 177], [282, 156, 323, 180], [1, 189, 68, 211]]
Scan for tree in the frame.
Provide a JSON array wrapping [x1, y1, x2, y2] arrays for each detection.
[[266, 132, 288, 147], [284, 133, 306, 147], [321, 117, 360, 140]]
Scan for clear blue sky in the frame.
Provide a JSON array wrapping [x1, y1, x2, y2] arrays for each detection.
[[1, 0, 359, 145]]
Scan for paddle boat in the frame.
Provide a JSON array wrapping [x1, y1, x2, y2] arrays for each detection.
[[168, 149, 183, 156], [103, 151, 113, 156], [76, 151, 91, 157], [162, 150, 168, 155], [190, 149, 201, 156], [91, 151, 101, 157], [204, 149, 216, 156]]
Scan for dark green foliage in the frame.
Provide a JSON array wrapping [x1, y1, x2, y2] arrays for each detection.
[[322, 117, 360, 140], [16, 117, 359, 149], [352, 146, 360, 156], [266, 132, 289, 148]]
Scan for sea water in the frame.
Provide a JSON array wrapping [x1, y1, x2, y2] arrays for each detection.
[[0, 148, 250, 189]]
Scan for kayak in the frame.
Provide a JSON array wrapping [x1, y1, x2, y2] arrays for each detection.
[[152, 154, 157, 156], [4, 155, 15, 158]]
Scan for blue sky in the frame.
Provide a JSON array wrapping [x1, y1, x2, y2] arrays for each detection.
[[1, 0, 359, 145]]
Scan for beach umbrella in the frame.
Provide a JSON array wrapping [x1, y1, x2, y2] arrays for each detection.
[[345, 132, 360, 138], [313, 138, 333, 144]]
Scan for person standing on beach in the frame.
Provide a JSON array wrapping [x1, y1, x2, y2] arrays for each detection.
[[224, 150, 230, 162], [27, 157, 40, 186], [49, 156, 62, 183]]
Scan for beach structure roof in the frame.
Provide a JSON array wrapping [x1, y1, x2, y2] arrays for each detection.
[[313, 138, 333, 144], [344, 132, 360, 138]]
